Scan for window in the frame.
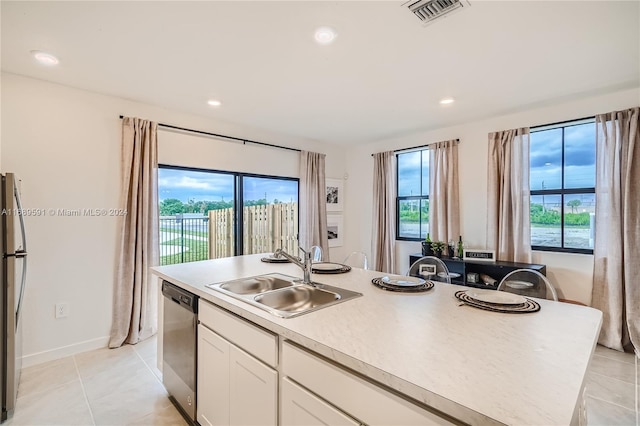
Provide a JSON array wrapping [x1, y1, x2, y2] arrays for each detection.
[[158, 165, 299, 265], [529, 118, 596, 253], [396, 150, 429, 240]]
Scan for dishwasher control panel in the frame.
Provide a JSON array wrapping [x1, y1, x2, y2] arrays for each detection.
[[162, 281, 198, 313]]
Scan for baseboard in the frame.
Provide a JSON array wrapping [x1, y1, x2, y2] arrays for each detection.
[[21, 335, 110, 368]]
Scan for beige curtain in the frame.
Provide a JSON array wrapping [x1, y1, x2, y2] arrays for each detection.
[[487, 128, 532, 263], [299, 151, 329, 256], [109, 117, 159, 348], [592, 107, 640, 352], [372, 151, 396, 273], [429, 140, 460, 243]]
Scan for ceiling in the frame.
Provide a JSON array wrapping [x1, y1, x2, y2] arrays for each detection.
[[2, 1, 639, 145]]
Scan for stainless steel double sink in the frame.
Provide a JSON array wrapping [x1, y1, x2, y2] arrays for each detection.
[[207, 273, 362, 318]]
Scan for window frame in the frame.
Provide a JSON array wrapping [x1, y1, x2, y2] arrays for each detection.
[[159, 164, 300, 256], [395, 150, 430, 242], [529, 118, 595, 255]]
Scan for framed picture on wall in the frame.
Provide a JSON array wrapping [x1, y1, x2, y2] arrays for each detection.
[[327, 215, 343, 248], [326, 178, 343, 212]]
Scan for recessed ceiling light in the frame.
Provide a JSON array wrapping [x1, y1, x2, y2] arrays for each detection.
[[31, 50, 59, 66], [439, 97, 455, 105], [314, 26, 337, 45], [207, 100, 222, 107]]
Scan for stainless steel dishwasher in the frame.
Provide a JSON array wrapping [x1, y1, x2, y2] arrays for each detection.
[[162, 281, 198, 424]]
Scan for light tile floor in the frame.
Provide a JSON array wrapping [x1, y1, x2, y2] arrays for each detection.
[[586, 345, 638, 426], [7, 335, 186, 426], [6, 339, 639, 425]]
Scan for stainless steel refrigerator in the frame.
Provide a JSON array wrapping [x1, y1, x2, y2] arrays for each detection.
[[0, 173, 27, 422]]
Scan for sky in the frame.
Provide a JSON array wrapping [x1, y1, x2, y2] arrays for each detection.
[[158, 168, 298, 203], [397, 150, 429, 197], [530, 122, 595, 190], [397, 122, 596, 194]]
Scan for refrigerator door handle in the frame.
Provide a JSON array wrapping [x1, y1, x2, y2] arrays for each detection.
[[13, 177, 28, 252], [15, 254, 27, 326], [12, 176, 28, 324]]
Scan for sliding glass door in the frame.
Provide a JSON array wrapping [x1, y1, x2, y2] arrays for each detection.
[[158, 166, 298, 265]]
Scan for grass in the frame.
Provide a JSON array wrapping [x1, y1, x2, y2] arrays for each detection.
[[530, 223, 590, 229], [160, 237, 208, 266]]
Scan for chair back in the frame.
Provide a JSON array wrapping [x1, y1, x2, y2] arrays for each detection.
[[310, 246, 323, 262], [406, 256, 451, 283], [343, 251, 368, 269], [497, 269, 558, 301]]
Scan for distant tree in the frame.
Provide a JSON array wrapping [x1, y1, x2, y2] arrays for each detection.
[[245, 198, 267, 206], [161, 198, 240, 216], [567, 199, 581, 213], [160, 198, 185, 215]]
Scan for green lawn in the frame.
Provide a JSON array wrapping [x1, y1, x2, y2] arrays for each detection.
[[160, 237, 208, 266]]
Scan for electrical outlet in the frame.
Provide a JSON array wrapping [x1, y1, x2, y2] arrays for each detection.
[[55, 303, 69, 319]]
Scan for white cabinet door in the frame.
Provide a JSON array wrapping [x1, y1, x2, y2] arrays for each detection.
[[197, 324, 230, 426], [281, 378, 360, 426], [229, 344, 277, 426]]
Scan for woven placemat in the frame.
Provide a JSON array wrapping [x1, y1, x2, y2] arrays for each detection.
[[312, 263, 352, 274], [372, 277, 434, 293], [455, 291, 540, 313]]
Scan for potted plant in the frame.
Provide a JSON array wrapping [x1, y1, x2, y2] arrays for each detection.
[[430, 241, 445, 258], [421, 233, 434, 256]]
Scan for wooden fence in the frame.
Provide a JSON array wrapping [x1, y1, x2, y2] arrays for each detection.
[[208, 203, 298, 259]]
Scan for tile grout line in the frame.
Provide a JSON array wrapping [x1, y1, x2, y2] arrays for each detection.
[[588, 394, 637, 414], [132, 343, 166, 388], [593, 352, 637, 366], [586, 370, 637, 412], [72, 354, 96, 426], [589, 370, 639, 388]]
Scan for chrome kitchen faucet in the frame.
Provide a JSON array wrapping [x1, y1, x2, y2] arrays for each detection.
[[273, 247, 315, 286]]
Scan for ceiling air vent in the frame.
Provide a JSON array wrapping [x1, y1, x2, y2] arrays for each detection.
[[403, 0, 470, 25]]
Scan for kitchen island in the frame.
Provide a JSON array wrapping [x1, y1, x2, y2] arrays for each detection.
[[152, 254, 602, 425]]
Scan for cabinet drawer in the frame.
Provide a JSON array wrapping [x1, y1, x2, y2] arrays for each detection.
[[281, 377, 359, 426], [282, 342, 455, 426], [199, 300, 277, 367]]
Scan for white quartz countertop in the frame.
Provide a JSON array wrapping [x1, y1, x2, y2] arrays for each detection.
[[152, 254, 602, 426]]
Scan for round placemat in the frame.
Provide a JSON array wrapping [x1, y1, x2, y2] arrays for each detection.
[[372, 277, 434, 293], [455, 291, 540, 313]]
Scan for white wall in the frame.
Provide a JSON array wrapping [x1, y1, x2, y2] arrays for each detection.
[[4, 69, 635, 364], [1, 72, 346, 365], [344, 87, 640, 306]]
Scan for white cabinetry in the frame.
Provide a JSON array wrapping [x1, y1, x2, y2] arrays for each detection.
[[282, 341, 455, 426], [281, 377, 360, 426], [197, 324, 230, 426], [229, 344, 277, 425], [198, 300, 277, 426]]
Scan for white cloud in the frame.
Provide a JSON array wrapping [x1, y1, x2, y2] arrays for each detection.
[[161, 176, 213, 190]]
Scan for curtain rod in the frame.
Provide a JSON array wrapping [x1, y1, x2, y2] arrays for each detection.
[[371, 139, 460, 157], [530, 115, 595, 131], [118, 115, 301, 153]]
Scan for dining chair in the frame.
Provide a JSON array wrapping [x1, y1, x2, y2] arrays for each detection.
[[497, 269, 558, 301], [343, 251, 368, 269], [310, 245, 323, 262], [406, 256, 451, 284]]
